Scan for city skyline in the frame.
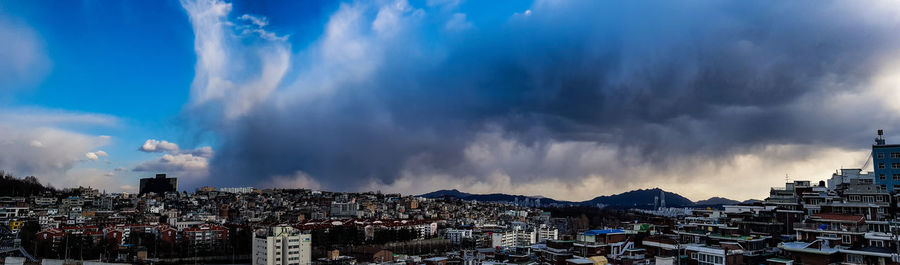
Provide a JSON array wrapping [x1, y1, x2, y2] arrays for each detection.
[[4, 0, 900, 201]]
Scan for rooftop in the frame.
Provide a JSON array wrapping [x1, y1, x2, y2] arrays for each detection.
[[583, 229, 625, 235]]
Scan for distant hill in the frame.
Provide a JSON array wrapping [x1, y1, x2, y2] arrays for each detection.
[[742, 199, 762, 204], [0, 171, 56, 196], [419, 189, 572, 205], [695, 197, 741, 205], [418, 189, 472, 198], [420, 187, 699, 208], [583, 188, 694, 208]]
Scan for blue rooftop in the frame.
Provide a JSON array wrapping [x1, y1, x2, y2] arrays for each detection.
[[584, 229, 625, 235]]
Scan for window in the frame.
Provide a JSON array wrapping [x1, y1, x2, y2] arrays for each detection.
[[894, 174, 900, 180], [893, 163, 900, 169], [872, 240, 885, 247], [847, 254, 863, 263], [892, 152, 900, 158], [864, 196, 875, 203], [849, 195, 861, 201], [878, 153, 885, 159], [881, 174, 887, 180], [877, 195, 884, 202], [842, 235, 852, 244], [880, 163, 886, 169]]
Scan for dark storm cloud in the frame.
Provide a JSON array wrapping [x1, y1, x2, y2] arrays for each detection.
[[183, 0, 900, 192]]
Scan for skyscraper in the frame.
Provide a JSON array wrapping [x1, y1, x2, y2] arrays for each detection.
[[138, 174, 177, 195]]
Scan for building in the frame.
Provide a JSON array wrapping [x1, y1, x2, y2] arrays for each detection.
[[139, 174, 178, 195], [329, 201, 359, 218], [445, 228, 473, 244], [220, 187, 256, 193], [253, 225, 312, 265], [872, 130, 900, 192], [491, 226, 537, 248], [827, 168, 874, 191], [183, 224, 229, 250]]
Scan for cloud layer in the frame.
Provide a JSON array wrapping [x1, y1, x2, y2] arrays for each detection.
[[180, 0, 900, 200], [0, 108, 121, 190], [134, 139, 213, 180]]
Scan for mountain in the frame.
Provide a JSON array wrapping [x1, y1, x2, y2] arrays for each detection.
[[463, 193, 572, 205], [418, 189, 472, 198], [742, 199, 762, 204], [420, 187, 699, 208], [695, 197, 741, 205], [582, 188, 694, 208], [418, 190, 572, 205]]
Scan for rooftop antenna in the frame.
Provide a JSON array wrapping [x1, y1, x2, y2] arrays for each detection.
[[876, 129, 886, 146]]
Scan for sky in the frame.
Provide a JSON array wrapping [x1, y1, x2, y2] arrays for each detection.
[[2, 0, 900, 201]]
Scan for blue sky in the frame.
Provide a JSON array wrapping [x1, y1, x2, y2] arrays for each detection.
[[2, 0, 900, 201]]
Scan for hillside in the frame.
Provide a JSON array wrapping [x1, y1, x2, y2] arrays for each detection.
[[419, 189, 572, 205], [695, 197, 741, 205], [420, 187, 699, 208], [0, 171, 56, 196], [418, 189, 472, 198], [583, 188, 694, 208]]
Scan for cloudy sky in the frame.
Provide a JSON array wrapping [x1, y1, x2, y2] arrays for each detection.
[[2, 0, 900, 201]]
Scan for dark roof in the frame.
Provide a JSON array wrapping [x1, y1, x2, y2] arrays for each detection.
[[857, 246, 894, 254]]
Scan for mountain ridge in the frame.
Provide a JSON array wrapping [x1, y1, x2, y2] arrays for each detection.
[[418, 188, 746, 208]]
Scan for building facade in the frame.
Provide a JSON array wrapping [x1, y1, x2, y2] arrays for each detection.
[[253, 225, 312, 265], [139, 174, 178, 195], [872, 130, 900, 192]]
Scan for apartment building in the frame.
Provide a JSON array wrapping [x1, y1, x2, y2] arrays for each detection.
[[253, 225, 312, 265]]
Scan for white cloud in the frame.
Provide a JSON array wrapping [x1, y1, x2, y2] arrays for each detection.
[[185, 146, 214, 158], [0, 108, 118, 127], [181, 0, 291, 119], [0, 125, 110, 174], [237, 14, 288, 41], [139, 139, 180, 152], [238, 14, 268, 27], [84, 150, 108, 161], [133, 140, 214, 179], [444, 13, 472, 31], [0, 115, 123, 191], [134, 153, 209, 175]]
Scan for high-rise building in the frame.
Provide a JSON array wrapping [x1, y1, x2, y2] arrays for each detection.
[[138, 174, 178, 195], [253, 225, 311, 265], [872, 130, 900, 192]]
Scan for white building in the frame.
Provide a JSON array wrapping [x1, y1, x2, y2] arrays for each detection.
[[253, 225, 312, 265], [827, 168, 874, 191], [536, 224, 559, 243], [445, 228, 473, 244], [220, 187, 256, 193], [491, 226, 536, 248]]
